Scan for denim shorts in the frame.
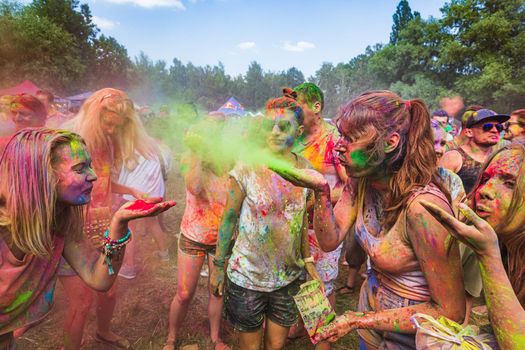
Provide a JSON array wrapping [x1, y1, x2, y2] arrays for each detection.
[[358, 270, 423, 350], [224, 277, 301, 332], [178, 233, 216, 258]]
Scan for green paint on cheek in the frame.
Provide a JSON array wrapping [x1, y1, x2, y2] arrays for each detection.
[[350, 150, 368, 168], [4, 290, 33, 312]]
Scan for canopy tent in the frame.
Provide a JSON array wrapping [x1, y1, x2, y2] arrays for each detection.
[[211, 97, 246, 117], [67, 91, 92, 106], [0, 80, 41, 97]]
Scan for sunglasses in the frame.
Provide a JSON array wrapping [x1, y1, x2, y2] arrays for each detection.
[[262, 119, 293, 133], [481, 123, 504, 133]]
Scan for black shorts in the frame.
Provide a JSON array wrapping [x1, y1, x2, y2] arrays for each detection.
[[224, 277, 300, 332]]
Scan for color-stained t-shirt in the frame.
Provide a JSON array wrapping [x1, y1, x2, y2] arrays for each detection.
[[227, 159, 310, 292], [180, 166, 229, 245], [293, 122, 341, 189], [0, 235, 65, 334]]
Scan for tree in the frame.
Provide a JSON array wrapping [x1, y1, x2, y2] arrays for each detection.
[[0, 4, 84, 92], [390, 0, 416, 44], [90, 35, 133, 90]]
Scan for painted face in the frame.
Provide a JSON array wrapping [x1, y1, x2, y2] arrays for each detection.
[[11, 106, 45, 129], [432, 127, 447, 158], [432, 116, 449, 129], [100, 110, 126, 136], [54, 141, 98, 206], [264, 109, 299, 153], [469, 119, 502, 146], [473, 149, 524, 235], [504, 114, 525, 141], [334, 132, 376, 178], [296, 96, 318, 129]]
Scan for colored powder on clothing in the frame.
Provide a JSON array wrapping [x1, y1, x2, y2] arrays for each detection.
[[4, 291, 33, 312]]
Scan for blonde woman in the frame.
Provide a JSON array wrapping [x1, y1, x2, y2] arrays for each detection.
[[0, 128, 175, 349], [59, 88, 159, 349]]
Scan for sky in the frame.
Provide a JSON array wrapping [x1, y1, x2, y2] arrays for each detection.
[[87, 0, 448, 78]]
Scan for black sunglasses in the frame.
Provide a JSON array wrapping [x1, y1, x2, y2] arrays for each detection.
[[481, 123, 504, 133], [263, 119, 293, 132]]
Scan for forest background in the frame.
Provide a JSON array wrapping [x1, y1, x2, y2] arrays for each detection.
[[0, 0, 524, 116]]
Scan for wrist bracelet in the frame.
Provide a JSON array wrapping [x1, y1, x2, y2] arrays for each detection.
[[304, 256, 314, 264], [102, 228, 132, 275], [212, 257, 225, 267]]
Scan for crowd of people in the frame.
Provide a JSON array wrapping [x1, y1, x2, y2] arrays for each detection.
[[0, 84, 524, 350]]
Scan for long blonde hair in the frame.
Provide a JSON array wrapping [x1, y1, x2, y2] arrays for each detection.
[[65, 88, 156, 169], [0, 129, 85, 258]]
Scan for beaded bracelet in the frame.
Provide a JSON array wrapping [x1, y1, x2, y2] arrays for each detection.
[[102, 228, 132, 275], [212, 257, 225, 268]]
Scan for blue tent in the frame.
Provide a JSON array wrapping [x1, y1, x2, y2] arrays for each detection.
[[212, 97, 246, 116], [67, 91, 93, 105]]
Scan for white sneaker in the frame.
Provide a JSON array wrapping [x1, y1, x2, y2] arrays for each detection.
[[118, 265, 137, 279]]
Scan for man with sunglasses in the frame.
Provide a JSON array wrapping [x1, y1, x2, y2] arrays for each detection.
[[440, 109, 509, 193]]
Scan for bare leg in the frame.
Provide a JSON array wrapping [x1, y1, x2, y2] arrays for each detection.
[[96, 282, 126, 343], [59, 275, 93, 350], [207, 256, 229, 348], [239, 328, 264, 350], [263, 318, 290, 350], [165, 250, 206, 344], [147, 216, 168, 252]]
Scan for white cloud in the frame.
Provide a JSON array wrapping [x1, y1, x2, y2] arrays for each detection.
[[104, 0, 186, 9], [281, 41, 316, 52], [92, 16, 119, 30], [237, 41, 256, 50]]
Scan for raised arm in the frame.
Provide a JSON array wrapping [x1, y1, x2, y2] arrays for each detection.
[[210, 177, 245, 296], [63, 198, 175, 291], [314, 179, 358, 251], [422, 201, 525, 350]]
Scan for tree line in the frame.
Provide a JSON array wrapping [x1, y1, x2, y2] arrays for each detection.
[[0, 0, 523, 115]]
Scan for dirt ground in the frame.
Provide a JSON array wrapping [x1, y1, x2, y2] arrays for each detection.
[[16, 162, 489, 350]]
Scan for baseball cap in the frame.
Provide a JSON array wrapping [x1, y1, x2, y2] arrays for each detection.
[[431, 109, 449, 119], [465, 109, 509, 128]]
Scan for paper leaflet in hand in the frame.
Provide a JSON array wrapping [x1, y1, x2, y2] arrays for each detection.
[[293, 279, 336, 344]]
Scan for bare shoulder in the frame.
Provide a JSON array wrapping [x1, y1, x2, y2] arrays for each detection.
[[439, 149, 463, 172]]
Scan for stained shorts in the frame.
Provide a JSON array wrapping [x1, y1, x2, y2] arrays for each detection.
[[224, 277, 301, 332], [358, 270, 423, 350], [178, 233, 216, 258]]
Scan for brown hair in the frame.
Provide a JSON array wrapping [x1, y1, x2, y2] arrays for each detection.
[[468, 144, 525, 302], [335, 90, 448, 230], [265, 87, 304, 125]]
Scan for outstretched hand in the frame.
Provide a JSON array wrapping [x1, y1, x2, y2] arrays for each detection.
[[269, 165, 328, 191], [420, 200, 499, 256], [313, 312, 360, 343], [115, 198, 176, 222]]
